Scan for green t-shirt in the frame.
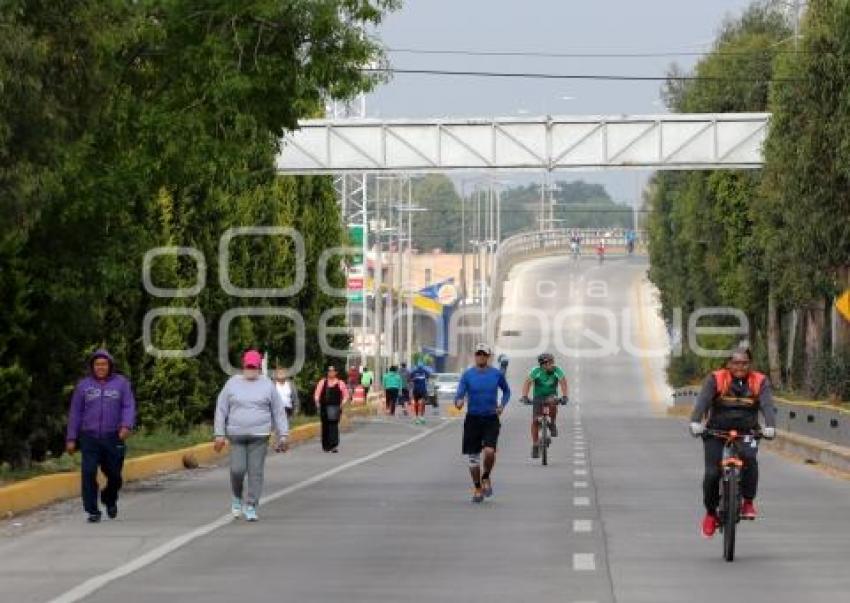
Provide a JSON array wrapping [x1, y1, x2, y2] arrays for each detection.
[[529, 366, 565, 398], [361, 371, 374, 386]]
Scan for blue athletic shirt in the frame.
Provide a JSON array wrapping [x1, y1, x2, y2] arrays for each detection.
[[455, 366, 511, 416], [409, 364, 432, 393]]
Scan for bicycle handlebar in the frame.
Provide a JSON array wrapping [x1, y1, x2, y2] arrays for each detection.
[[702, 428, 763, 441]]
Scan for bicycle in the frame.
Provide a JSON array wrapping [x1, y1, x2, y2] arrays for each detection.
[[703, 428, 762, 562], [523, 396, 568, 466]]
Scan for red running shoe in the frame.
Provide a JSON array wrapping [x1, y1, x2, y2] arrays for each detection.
[[741, 499, 758, 520], [701, 513, 719, 538]]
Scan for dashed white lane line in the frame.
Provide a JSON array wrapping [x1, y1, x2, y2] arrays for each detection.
[[573, 519, 593, 533], [574, 452, 586, 459], [574, 481, 588, 488], [574, 468, 588, 476], [573, 553, 596, 571], [574, 496, 591, 507]]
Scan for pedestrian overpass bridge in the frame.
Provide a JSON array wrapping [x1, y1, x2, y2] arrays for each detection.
[[276, 113, 769, 174]]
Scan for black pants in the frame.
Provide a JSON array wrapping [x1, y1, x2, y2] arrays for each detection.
[[321, 406, 341, 451], [79, 433, 126, 516], [703, 436, 759, 513], [385, 388, 399, 415]]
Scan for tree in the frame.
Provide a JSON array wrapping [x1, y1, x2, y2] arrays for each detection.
[[0, 0, 399, 465], [758, 0, 850, 391], [645, 1, 791, 386]]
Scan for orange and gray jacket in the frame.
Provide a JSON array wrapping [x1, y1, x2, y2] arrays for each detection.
[[690, 369, 776, 427]]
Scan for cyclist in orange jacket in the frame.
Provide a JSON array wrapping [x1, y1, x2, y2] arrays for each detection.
[[689, 348, 777, 538]]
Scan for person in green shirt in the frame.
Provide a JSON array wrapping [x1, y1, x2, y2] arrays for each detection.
[[520, 353, 569, 459], [382, 366, 404, 416], [360, 367, 374, 398]]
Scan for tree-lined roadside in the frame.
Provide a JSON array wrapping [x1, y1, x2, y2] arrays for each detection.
[[646, 0, 850, 401], [0, 0, 399, 469]]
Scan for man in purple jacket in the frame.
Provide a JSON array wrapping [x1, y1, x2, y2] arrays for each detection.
[[66, 349, 136, 523]]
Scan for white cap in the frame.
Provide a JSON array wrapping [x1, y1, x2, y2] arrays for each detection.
[[474, 342, 492, 355]]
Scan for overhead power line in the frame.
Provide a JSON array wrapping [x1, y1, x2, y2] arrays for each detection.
[[362, 67, 799, 83], [386, 46, 814, 59]]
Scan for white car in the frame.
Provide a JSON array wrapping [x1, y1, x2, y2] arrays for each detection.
[[433, 373, 461, 401]]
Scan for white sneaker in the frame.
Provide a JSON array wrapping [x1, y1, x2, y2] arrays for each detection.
[[244, 505, 258, 522], [231, 497, 242, 518]]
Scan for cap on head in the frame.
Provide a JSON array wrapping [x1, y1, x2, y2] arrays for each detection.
[[242, 349, 262, 369], [474, 343, 492, 356]]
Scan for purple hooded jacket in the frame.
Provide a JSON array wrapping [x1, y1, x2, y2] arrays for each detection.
[[66, 349, 136, 441]]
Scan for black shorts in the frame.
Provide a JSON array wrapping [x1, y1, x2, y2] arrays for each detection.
[[462, 414, 501, 454], [412, 388, 428, 402]]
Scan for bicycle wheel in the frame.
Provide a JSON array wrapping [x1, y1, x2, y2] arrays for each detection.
[[722, 471, 738, 562], [540, 418, 549, 466]]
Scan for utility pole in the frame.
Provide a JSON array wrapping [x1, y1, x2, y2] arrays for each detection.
[[373, 177, 383, 378], [406, 178, 414, 365]]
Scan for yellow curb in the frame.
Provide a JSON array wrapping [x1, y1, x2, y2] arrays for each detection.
[[0, 421, 328, 518], [446, 405, 464, 417], [774, 396, 850, 416]]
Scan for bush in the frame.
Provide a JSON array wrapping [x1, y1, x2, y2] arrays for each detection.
[[812, 349, 850, 402]]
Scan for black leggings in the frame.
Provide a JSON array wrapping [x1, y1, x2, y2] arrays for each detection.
[[703, 436, 759, 513], [385, 388, 399, 415]]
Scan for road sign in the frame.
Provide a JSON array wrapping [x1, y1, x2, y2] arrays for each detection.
[[347, 291, 363, 302], [347, 276, 364, 290], [836, 289, 850, 323]]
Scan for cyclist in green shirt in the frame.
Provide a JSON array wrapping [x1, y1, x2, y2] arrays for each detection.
[[520, 353, 569, 458]]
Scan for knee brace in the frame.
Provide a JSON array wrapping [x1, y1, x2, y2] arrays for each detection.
[[468, 453, 481, 468]]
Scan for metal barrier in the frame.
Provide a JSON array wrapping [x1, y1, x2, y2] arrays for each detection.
[[775, 401, 850, 447]]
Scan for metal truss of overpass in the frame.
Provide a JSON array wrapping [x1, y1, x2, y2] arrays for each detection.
[[276, 113, 769, 174]]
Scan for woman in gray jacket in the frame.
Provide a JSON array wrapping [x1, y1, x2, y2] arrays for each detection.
[[214, 350, 289, 522]]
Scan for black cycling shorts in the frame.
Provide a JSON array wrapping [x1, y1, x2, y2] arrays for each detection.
[[462, 414, 501, 454]]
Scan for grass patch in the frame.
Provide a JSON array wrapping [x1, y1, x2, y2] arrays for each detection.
[[0, 415, 319, 487]]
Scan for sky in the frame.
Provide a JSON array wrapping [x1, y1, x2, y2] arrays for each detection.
[[365, 0, 759, 207]]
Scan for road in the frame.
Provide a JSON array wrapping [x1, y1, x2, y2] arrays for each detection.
[[2, 255, 850, 603]]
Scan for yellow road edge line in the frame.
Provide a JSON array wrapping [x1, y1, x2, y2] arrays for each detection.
[[634, 275, 666, 415]]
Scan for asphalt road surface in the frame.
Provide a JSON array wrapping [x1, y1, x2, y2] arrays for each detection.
[[2, 255, 850, 603]]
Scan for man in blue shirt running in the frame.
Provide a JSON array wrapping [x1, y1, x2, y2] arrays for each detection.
[[454, 343, 511, 503]]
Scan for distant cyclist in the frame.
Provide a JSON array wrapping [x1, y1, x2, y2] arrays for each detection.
[[596, 241, 606, 262], [454, 343, 510, 503], [520, 353, 568, 459], [689, 348, 777, 538]]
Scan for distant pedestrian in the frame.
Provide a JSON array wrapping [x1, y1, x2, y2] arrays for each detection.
[[409, 362, 433, 424], [214, 350, 289, 522], [66, 349, 136, 523], [274, 367, 296, 418], [360, 366, 374, 398], [382, 365, 404, 416], [399, 362, 411, 414], [314, 366, 350, 453], [347, 364, 361, 396]]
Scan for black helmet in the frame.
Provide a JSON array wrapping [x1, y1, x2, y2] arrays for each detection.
[[537, 352, 554, 365]]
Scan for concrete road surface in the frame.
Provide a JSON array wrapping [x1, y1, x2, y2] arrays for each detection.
[[2, 255, 850, 603]]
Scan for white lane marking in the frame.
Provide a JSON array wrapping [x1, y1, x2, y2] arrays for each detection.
[[574, 496, 591, 506], [575, 468, 588, 476], [574, 452, 586, 459], [573, 519, 593, 533], [48, 419, 456, 603], [573, 553, 596, 571], [574, 481, 588, 488], [574, 459, 586, 466]]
